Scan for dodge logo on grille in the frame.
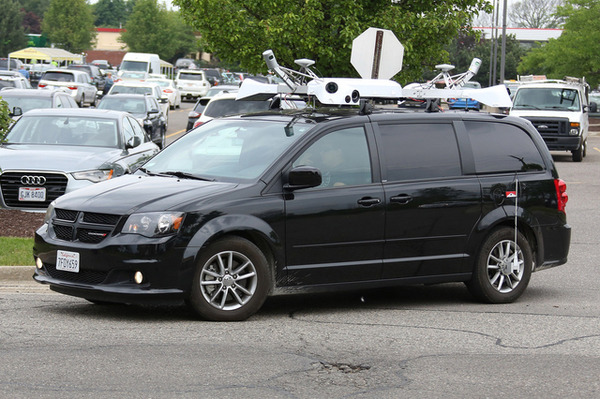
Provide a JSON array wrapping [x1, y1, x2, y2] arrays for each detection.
[[20, 175, 47, 186]]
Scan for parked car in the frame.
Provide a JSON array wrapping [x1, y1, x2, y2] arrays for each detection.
[[447, 81, 482, 110], [32, 106, 570, 321], [90, 60, 111, 70], [0, 58, 24, 70], [66, 64, 106, 92], [175, 70, 210, 100], [186, 85, 239, 130], [202, 68, 223, 86], [0, 108, 159, 211], [147, 78, 181, 110], [38, 69, 98, 107], [106, 81, 169, 123], [0, 89, 78, 121], [29, 64, 55, 87], [97, 94, 167, 148], [0, 75, 32, 89], [589, 92, 600, 117], [115, 71, 150, 83]]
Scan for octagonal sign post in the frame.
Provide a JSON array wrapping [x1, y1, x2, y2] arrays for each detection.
[[351, 27, 404, 80]]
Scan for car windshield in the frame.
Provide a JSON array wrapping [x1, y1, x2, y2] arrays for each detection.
[[0, 80, 17, 88], [513, 87, 581, 111], [110, 85, 153, 95], [142, 118, 313, 180], [98, 97, 147, 114], [178, 72, 204, 81], [121, 60, 148, 72], [5, 115, 119, 147], [205, 99, 271, 118], [1, 95, 52, 112], [42, 72, 74, 82]]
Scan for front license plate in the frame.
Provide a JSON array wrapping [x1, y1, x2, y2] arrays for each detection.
[[18, 187, 46, 202], [56, 250, 80, 273]]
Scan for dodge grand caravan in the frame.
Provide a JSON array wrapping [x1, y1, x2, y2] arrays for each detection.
[[33, 108, 571, 321]]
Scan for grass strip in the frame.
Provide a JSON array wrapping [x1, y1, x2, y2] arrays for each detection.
[[0, 237, 35, 266]]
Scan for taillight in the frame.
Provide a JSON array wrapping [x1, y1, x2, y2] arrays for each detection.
[[38, 83, 46, 88], [193, 120, 204, 128], [189, 112, 200, 118], [554, 178, 568, 213], [67, 86, 77, 90], [163, 89, 173, 93]]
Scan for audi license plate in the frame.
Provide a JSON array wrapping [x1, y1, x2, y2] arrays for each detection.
[[18, 187, 46, 202], [56, 250, 80, 273]]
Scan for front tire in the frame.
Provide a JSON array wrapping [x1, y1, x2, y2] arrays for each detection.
[[188, 237, 271, 321], [466, 227, 532, 304], [572, 143, 583, 162]]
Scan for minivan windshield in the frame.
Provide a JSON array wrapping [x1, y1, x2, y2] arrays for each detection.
[[513, 87, 581, 111], [142, 118, 313, 181], [121, 60, 148, 72]]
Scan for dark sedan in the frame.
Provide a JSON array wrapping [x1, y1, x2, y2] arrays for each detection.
[[0, 108, 160, 211], [97, 93, 167, 148]]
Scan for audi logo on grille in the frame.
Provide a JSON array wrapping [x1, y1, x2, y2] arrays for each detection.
[[20, 175, 47, 186]]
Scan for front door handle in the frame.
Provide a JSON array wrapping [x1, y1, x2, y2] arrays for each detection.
[[357, 197, 381, 207], [390, 194, 413, 204]]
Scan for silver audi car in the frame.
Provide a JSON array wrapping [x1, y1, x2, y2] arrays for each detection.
[[0, 108, 160, 211]]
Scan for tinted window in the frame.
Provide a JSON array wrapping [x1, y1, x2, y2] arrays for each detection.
[[293, 127, 372, 188], [126, 117, 147, 143], [178, 72, 205, 81], [378, 123, 461, 181], [42, 72, 74, 82], [205, 99, 270, 118], [466, 121, 545, 173]]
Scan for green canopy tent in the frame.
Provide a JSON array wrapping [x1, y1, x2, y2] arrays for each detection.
[[8, 47, 82, 70]]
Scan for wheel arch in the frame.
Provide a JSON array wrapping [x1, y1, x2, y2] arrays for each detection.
[[472, 207, 543, 269], [182, 214, 283, 290]]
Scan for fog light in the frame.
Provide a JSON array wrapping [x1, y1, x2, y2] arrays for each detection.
[[35, 257, 43, 269], [134, 271, 144, 284]]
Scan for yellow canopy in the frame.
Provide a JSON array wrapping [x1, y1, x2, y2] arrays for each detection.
[[9, 47, 82, 62]]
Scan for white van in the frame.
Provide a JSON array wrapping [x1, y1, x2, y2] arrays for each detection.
[[119, 52, 161, 76], [510, 76, 598, 162]]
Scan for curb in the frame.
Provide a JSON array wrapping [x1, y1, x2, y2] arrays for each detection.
[[0, 266, 35, 282]]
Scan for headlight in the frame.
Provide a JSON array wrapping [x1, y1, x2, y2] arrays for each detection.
[[44, 201, 56, 224], [72, 169, 114, 182], [122, 212, 184, 237]]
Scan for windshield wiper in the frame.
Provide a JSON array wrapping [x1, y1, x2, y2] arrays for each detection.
[[514, 104, 541, 110], [160, 171, 215, 181]]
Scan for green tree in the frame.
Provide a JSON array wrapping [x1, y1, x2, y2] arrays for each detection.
[[444, 31, 526, 86], [174, 0, 491, 82], [518, 0, 600, 87], [94, 0, 128, 28], [0, 0, 27, 55], [121, 0, 197, 62], [17, 0, 51, 17], [42, 0, 96, 53], [0, 98, 12, 140]]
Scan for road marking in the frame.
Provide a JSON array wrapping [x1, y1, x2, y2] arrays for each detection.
[[167, 129, 186, 138], [594, 147, 600, 153]]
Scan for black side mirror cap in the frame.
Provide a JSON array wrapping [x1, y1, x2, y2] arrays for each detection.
[[126, 136, 142, 149], [590, 102, 598, 113], [10, 106, 23, 117], [284, 166, 322, 190]]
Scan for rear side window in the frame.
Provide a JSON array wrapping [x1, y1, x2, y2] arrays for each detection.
[[378, 123, 462, 181], [42, 72, 74, 82], [466, 121, 545, 173]]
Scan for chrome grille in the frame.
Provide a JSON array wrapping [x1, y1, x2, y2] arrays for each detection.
[[0, 171, 68, 209], [522, 117, 569, 136]]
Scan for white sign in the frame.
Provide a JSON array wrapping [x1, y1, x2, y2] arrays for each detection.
[[351, 27, 404, 80]]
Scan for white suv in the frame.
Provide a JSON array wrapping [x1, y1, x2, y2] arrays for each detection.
[[176, 70, 210, 100]]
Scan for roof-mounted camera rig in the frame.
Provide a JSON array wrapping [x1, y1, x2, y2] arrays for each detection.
[[237, 28, 513, 111]]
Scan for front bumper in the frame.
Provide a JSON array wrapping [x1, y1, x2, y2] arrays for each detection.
[[33, 224, 195, 304], [541, 135, 582, 151]]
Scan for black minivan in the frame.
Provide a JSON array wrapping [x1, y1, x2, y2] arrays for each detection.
[[33, 109, 571, 321]]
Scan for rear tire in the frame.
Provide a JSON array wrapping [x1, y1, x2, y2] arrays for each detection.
[[188, 237, 271, 321], [466, 227, 532, 304]]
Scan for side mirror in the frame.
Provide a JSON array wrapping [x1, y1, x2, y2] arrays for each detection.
[[160, 98, 168, 104], [126, 136, 141, 149], [10, 107, 23, 117], [284, 166, 322, 190], [590, 102, 597, 113]]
